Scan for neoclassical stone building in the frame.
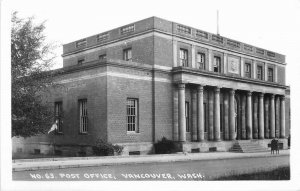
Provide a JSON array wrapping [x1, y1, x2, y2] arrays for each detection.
[[12, 17, 290, 156]]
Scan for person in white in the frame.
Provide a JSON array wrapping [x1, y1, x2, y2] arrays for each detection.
[[48, 119, 58, 134]]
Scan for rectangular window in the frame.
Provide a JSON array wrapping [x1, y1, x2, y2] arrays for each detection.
[[213, 56, 221, 73], [78, 58, 85, 65], [245, 63, 251, 78], [79, 99, 88, 133], [197, 53, 205, 69], [97, 33, 109, 42], [196, 30, 208, 39], [127, 98, 138, 132], [54, 102, 63, 133], [177, 25, 191, 34], [268, 68, 274, 82], [179, 49, 188, 67], [99, 54, 106, 60], [123, 48, 132, 61], [76, 39, 87, 48], [257, 65, 263, 80], [185, 102, 190, 132], [120, 24, 135, 34]]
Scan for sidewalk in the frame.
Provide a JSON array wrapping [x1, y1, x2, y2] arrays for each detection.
[[12, 150, 290, 172]]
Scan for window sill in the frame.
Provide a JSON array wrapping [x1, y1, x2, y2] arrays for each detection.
[[127, 131, 140, 135]]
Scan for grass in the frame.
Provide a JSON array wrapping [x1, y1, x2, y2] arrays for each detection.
[[214, 166, 290, 180]]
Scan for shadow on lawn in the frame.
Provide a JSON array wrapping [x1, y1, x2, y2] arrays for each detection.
[[214, 166, 290, 180]]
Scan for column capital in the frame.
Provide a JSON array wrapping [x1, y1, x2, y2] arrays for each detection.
[[247, 91, 252, 96], [178, 83, 185, 90], [229, 89, 235, 95], [270, 94, 275, 99], [281, 95, 285, 101], [259, 92, 264, 98], [214, 86, 221, 93], [197, 84, 204, 92]]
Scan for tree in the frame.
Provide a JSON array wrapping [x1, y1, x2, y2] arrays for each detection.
[[11, 12, 56, 137]]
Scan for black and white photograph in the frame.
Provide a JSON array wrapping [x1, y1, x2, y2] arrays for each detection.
[[1, 0, 300, 190]]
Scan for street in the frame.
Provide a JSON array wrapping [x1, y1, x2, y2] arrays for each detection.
[[13, 155, 289, 181]]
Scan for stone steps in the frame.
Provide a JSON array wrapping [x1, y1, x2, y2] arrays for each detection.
[[230, 141, 269, 153]]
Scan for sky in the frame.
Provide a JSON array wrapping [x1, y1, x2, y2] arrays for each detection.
[[1, 0, 300, 190]]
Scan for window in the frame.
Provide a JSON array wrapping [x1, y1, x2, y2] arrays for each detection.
[[78, 58, 85, 65], [268, 68, 274, 82], [123, 48, 132, 61], [79, 99, 88, 133], [197, 53, 205, 69], [97, 33, 109, 42], [76, 39, 87, 48], [99, 54, 106, 60], [196, 30, 208, 39], [179, 49, 188, 67], [245, 63, 251, 78], [185, 102, 190, 132], [213, 56, 221, 73], [212, 35, 223, 43], [54, 102, 63, 133], [257, 65, 263, 80], [177, 25, 191, 34], [220, 104, 224, 133], [120, 24, 135, 34], [127, 98, 138, 132]]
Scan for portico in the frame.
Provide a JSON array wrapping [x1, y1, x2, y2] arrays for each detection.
[[172, 67, 287, 149]]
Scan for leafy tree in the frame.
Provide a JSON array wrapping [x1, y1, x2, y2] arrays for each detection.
[[11, 12, 56, 137]]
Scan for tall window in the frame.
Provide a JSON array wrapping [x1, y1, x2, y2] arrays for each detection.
[[268, 68, 274, 82], [79, 99, 88, 133], [179, 49, 188, 67], [245, 63, 251, 78], [123, 48, 132, 61], [127, 98, 138, 132], [185, 102, 190, 132], [54, 102, 63, 133], [220, 103, 224, 133], [213, 56, 221, 73], [78, 58, 85, 65], [257, 65, 263, 80], [197, 53, 205, 69]]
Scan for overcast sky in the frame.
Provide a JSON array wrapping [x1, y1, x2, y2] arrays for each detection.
[[2, 0, 300, 190]]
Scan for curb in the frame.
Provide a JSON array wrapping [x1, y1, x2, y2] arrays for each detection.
[[12, 151, 290, 172]]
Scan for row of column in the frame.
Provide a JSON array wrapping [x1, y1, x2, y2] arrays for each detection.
[[177, 83, 286, 142]]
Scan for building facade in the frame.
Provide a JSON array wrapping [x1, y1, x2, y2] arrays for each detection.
[[13, 17, 290, 156]]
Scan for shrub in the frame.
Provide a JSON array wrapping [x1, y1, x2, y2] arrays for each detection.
[[92, 139, 124, 156], [154, 137, 179, 154]]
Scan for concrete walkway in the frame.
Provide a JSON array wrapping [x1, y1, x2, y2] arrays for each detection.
[[12, 150, 290, 172]]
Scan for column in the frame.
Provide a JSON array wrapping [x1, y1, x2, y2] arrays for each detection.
[[178, 83, 186, 142], [258, 93, 265, 139], [197, 85, 204, 142], [214, 87, 221, 141], [229, 89, 235, 140], [241, 94, 246, 139], [264, 96, 270, 139], [246, 91, 253, 139], [275, 96, 280, 138], [253, 95, 258, 139], [208, 90, 214, 140], [224, 92, 229, 140], [192, 90, 197, 141], [280, 96, 286, 138], [270, 94, 275, 138]]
